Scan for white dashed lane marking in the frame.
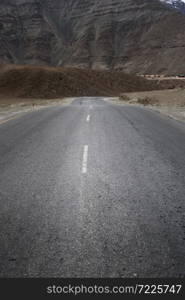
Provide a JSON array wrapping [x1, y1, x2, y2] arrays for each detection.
[[82, 145, 89, 174], [86, 115, 90, 122]]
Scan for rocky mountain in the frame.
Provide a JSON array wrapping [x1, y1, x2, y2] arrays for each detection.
[[0, 0, 185, 74], [160, 0, 185, 14]]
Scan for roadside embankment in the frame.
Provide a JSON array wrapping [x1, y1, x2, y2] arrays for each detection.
[[0, 64, 161, 103]]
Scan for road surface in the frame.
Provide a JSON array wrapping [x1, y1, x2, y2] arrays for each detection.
[[0, 97, 185, 277]]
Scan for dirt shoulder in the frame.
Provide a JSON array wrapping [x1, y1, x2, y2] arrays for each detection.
[[0, 97, 74, 124], [118, 89, 185, 122]]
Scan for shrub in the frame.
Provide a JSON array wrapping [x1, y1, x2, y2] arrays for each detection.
[[119, 94, 130, 101]]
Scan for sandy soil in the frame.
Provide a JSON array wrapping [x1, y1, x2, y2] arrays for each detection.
[[0, 97, 75, 123], [118, 89, 185, 122]]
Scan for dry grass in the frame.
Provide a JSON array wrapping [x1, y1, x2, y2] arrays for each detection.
[[119, 94, 159, 106], [137, 96, 158, 106], [119, 94, 131, 101]]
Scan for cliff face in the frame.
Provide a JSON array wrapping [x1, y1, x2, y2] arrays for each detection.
[[0, 0, 185, 74]]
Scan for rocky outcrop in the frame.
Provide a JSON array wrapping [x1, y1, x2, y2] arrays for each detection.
[[0, 0, 185, 74]]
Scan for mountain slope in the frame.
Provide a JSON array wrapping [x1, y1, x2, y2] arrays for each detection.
[[0, 0, 185, 74]]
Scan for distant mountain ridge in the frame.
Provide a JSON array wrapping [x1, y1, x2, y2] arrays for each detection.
[[0, 0, 185, 75]]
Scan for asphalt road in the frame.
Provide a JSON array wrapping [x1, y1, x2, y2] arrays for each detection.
[[0, 97, 185, 278]]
